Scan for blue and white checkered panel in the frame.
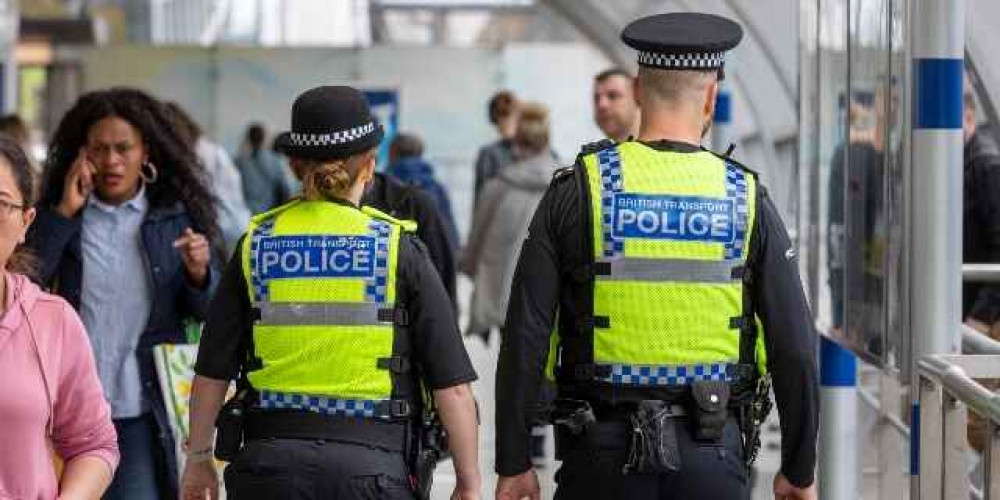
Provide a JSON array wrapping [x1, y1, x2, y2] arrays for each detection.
[[258, 390, 377, 419], [600, 362, 736, 387], [597, 146, 625, 259], [637, 51, 726, 70], [724, 163, 749, 260], [249, 220, 276, 303], [365, 220, 392, 304], [289, 122, 376, 147]]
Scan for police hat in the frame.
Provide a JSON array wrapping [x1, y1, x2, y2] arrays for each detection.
[[274, 86, 384, 161], [621, 13, 743, 72]]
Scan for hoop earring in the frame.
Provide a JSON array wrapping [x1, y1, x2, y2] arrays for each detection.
[[140, 161, 159, 185]]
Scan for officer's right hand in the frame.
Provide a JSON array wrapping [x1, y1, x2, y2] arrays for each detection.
[[773, 473, 816, 500], [57, 148, 95, 218], [496, 470, 541, 500], [180, 460, 219, 500]]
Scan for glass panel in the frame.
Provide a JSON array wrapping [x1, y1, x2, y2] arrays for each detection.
[[838, 0, 891, 365], [798, 0, 821, 316], [814, 0, 848, 341]]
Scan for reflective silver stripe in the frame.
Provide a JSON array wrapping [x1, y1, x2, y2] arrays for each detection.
[[596, 258, 740, 283], [256, 302, 390, 326]]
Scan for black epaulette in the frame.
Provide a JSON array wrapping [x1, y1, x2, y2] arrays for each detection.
[[577, 138, 616, 158], [703, 146, 761, 180], [552, 165, 575, 182]]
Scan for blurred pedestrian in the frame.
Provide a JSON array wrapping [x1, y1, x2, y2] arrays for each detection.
[[464, 102, 558, 343], [166, 102, 252, 254], [387, 132, 459, 249], [234, 122, 297, 214], [0, 136, 119, 499], [473, 90, 519, 205], [593, 68, 641, 143], [27, 87, 221, 500]]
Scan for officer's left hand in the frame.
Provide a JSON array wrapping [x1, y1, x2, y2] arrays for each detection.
[[180, 460, 218, 500], [174, 228, 210, 288], [496, 470, 540, 500]]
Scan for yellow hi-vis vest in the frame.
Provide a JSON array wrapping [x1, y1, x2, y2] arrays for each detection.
[[567, 142, 766, 387], [240, 199, 416, 420]]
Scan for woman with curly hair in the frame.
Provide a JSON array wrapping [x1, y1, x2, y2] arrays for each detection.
[[27, 87, 220, 499]]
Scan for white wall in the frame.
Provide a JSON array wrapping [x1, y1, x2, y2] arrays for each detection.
[[78, 43, 611, 239]]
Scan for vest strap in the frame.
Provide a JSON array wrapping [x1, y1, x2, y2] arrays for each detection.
[[377, 356, 411, 374], [575, 316, 610, 333], [253, 302, 400, 327], [258, 390, 411, 420], [558, 363, 613, 380], [594, 258, 745, 284]]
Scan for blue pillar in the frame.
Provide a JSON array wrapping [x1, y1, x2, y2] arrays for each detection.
[[819, 336, 859, 500]]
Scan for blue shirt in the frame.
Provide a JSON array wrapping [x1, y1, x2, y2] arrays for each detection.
[[80, 187, 152, 419]]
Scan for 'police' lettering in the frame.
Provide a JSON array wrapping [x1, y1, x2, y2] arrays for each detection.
[[611, 193, 736, 243], [257, 235, 377, 280]]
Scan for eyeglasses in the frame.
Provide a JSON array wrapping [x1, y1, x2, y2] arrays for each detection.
[[0, 199, 25, 219]]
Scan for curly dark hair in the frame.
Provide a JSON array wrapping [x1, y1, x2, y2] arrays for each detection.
[[40, 87, 220, 247]]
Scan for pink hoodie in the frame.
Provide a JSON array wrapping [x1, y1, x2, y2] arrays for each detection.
[[0, 273, 119, 499]]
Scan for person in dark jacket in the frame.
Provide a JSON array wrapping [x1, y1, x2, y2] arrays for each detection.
[[963, 88, 1000, 331], [387, 133, 460, 249], [473, 91, 519, 208], [364, 172, 458, 306], [27, 87, 220, 500], [235, 122, 298, 214]]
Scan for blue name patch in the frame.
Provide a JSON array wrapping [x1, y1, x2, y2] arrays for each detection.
[[257, 235, 376, 280], [612, 193, 735, 243]]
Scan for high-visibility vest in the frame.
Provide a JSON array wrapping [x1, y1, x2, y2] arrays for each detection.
[[554, 141, 766, 388], [241, 199, 416, 420]]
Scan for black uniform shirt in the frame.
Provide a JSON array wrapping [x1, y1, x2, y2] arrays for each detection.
[[364, 173, 458, 305], [195, 206, 477, 393], [495, 140, 819, 488]]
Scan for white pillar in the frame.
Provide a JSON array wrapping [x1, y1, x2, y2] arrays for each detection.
[[910, 0, 965, 497], [819, 336, 859, 500]]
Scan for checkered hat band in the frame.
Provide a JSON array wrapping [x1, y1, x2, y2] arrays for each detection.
[[637, 50, 726, 70], [290, 122, 376, 147]]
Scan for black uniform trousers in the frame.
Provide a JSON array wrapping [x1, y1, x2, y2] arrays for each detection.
[[554, 416, 749, 500], [224, 438, 415, 500]]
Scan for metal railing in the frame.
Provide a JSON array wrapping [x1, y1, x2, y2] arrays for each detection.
[[852, 326, 1000, 499], [963, 264, 1000, 283], [917, 353, 1000, 499]]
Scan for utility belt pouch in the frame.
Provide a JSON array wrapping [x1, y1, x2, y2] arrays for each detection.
[[215, 391, 248, 462], [550, 399, 596, 435], [623, 400, 681, 475], [690, 380, 730, 442]]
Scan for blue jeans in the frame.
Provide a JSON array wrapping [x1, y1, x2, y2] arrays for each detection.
[[104, 414, 162, 500]]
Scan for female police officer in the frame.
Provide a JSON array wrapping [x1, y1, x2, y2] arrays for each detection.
[[180, 86, 481, 500]]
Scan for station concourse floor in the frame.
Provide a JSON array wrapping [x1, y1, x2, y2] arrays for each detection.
[[427, 278, 785, 499]]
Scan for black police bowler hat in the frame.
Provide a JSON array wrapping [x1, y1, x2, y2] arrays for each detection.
[[622, 13, 743, 71], [274, 86, 385, 161]]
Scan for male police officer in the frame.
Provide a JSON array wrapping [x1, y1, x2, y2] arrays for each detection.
[[495, 13, 818, 500]]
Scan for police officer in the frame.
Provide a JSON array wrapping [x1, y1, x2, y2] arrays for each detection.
[[494, 13, 818, 500], [180, 86, 481, 500]]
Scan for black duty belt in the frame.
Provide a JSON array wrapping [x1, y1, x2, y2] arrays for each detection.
[[245, 409, 408, 452]]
